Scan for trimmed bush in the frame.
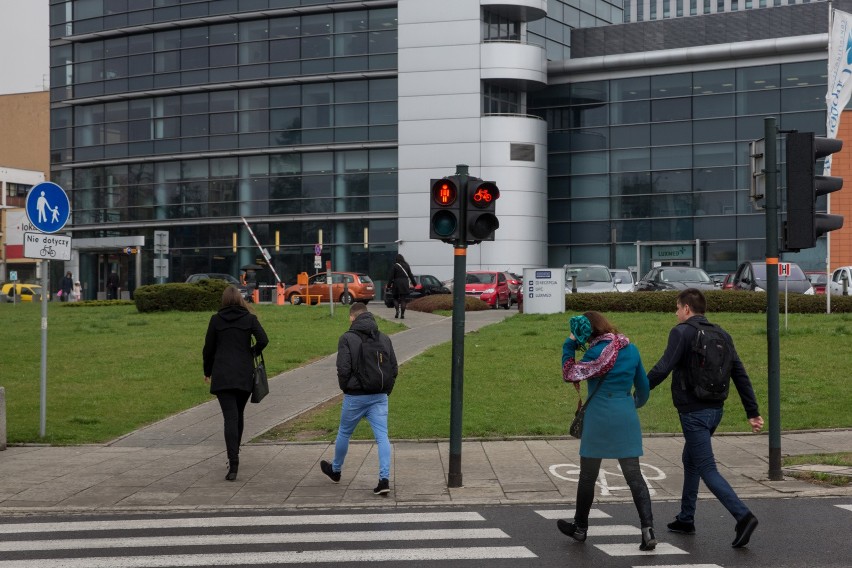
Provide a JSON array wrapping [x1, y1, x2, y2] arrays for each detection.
[[134, 279, 230, 313], [408, 294, 490, 313], [62, 300, 135, 308], [564, 290, 852, 313]]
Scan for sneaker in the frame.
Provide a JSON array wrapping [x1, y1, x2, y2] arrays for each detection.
[[373, 478, 390, 495], [640, 527, 657, 551], [732, 512, 758, 548], [556, 519, 587, 542], [667, 517, 696, 534], [320, 460, 341, 483]]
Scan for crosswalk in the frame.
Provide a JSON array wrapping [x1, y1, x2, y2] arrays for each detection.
[[0, 511, 536, 567]]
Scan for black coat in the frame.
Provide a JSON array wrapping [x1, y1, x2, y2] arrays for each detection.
[[388, 262, 416, 297], [202, 306, 268, 394]]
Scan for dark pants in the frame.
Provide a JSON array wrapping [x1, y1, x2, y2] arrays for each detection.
[[216, 389, 251, 462], [575, 456, 654, 528]]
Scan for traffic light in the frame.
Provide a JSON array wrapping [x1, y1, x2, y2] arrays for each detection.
[[465, 178, 500, 243], [430, 176, 462, 242], [784, 132, 844, 251]]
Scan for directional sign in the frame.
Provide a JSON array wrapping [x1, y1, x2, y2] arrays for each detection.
[[23, 232, 72, 261], [314, 244, 322, 256], [25, 182, 70, 234], [314, 255, 322, 269]]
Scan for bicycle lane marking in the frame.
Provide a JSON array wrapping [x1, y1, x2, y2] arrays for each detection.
[[548, 462, 667, 497]]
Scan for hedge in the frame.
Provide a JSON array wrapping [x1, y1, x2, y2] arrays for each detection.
[[134, 278, 230, 313], [564, 290, 852, 313], [408, 294, 490, 313]]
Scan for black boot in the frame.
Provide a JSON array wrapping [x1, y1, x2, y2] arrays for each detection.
[[394, 300, 400, 318], [226, 459, 239, 481], [400, 303, 406, 319]]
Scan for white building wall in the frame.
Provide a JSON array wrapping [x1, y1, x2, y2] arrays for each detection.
[[397, 0, 548, 280]]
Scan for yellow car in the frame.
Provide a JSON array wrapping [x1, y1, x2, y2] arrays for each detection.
[[1, 283, 48, 302]]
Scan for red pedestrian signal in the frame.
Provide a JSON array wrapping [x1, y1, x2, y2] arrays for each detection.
[[429, 177, 462, 242]]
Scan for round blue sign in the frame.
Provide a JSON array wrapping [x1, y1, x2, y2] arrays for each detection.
[[25, 182, 70, 234]]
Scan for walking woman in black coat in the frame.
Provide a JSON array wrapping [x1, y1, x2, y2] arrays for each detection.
[[203, 285, 268, 481], [387, 254, 416, 318]]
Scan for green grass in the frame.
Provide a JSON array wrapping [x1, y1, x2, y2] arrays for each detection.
[[260, 311, 852, 442], [0, 302, 403, 444], [783, 452, 852, 486]]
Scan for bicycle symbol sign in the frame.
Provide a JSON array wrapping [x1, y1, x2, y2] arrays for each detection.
[[23, 232, 72, 261]]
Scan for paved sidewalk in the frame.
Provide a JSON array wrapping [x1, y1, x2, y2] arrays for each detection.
[[0, 304, 850, 512]]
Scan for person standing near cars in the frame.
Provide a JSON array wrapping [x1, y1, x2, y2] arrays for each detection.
[[647, 288, 763, 548], [59, 272, 73, 302], [558, 312, 657, 551], [203, 285, 268, 481], [387, 254, 416, 319]]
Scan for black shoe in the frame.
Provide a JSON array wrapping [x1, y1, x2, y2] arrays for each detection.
[[374, 478, 390, 495], [225, 459, 238, 481], [320, 460, 341, 483], [394, 311, 399, 318], [640, 527, 657, 551], [667, 517, 695, 534], [732, 513, 758, 548], [556, 519, 587, 542]]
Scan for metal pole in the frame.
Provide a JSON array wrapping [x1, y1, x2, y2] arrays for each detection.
[[765, 117, 782, 481], [240, 217, 282, 284], [448, 164, 469, 489], [40, 259, 48, 438]]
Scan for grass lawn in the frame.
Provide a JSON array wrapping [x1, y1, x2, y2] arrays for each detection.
[[783, 452, 852, 486], [0, 301, 403, 444], [260, 310, 852, 442]]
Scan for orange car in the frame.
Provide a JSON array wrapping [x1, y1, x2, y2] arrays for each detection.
[[284, 271, 375, 305]]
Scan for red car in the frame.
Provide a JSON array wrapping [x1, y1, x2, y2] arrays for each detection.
[[805, 271, 828, 294], [465, 271, 511, 309], [721, 273, 735, 290]]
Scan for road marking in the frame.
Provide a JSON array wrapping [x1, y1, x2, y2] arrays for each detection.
[[0, 512, 485, 535], [535, 509, 612, 519], [595, 542, 688, 556], [636, 565, 722, 568], [0, 547, 538, 567], [549, 462, 667, 496], [836, 504, 852, 512]]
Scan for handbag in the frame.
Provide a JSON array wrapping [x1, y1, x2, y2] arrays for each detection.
[[250, 352, 269, 404], [569, 377, 605, 439]]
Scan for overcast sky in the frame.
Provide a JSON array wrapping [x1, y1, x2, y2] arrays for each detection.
[[0, 0, 49, 95]]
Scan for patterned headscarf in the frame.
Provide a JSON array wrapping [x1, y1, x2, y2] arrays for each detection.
[[570, 315, 593, 347]]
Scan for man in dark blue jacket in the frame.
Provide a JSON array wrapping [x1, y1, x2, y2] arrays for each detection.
[[648, 288, 764, 548]]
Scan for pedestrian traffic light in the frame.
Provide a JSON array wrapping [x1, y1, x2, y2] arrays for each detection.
[[784, 132, 844, 251], [465, 179, 500, 243], [430, 176, 462, 243]]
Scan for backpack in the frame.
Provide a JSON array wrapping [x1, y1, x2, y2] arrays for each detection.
[[684, 320, 734, 401], [351, 330, 395, 394]]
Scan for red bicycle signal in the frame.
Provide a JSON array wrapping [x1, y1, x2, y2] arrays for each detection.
[[470, 182, 499, 209]]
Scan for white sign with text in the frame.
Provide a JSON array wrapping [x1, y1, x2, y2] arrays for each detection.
[[522, 268, 566, 314], [23, 232, 72, 261]]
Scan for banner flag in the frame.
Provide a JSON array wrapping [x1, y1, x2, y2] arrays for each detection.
[[825, 7, 852, 174]]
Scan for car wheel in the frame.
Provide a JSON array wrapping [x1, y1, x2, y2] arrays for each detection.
[[291, 295, 302, 305], [502, 299, 510, 310], [340, 291, 353, 305]]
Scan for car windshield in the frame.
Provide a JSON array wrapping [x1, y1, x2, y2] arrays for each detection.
[[467, 272, 496, 284], [358, 274, 372, 283], [659, 268, 711, 283], [807, 273, 828, 285], [566, 266, 611, 283], [611, 270, 631, 281]]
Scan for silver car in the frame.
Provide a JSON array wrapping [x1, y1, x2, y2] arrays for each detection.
[[610, 269, 636, 293], [564, 264, 618, 293]]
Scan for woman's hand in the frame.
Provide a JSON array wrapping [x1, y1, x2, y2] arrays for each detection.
[[204, 376, 211, 384]]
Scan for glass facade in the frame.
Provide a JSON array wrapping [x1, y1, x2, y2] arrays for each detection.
[[50, 0, 400, 293], [527, 0, 623, 60], [529, 60, 830, 273]]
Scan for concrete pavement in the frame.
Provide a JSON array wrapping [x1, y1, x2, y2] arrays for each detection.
[[0, 303, 850, 512]]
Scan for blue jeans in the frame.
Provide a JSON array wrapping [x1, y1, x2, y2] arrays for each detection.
[[333, 394, 391, 480], [678, 407, 750, 523]]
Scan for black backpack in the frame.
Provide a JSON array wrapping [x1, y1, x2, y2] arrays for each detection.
[[684, 320, 734, 401], [350, 330, 395, 394]]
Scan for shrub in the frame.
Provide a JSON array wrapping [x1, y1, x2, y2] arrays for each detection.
[[564, 290, 852, 313], [62, 300, 135, 308], [408, 294, 490, 313], [134, 279, 229, 313]]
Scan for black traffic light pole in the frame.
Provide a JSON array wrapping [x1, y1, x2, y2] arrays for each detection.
[[764, 117, 783, 481], [448, 164, 469, 488]]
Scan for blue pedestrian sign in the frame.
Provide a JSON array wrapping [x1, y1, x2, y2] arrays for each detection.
[[25, 182, 70, 234]]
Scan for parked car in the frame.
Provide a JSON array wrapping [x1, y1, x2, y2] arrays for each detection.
[[830, 266, 852, 295], [610, 269, 636, 293], [284, 271, 375, 305], [384, 274, 450, 307], [0, 283, 47, 302], [465, 271, 511, 309], [564, 264, 618, 293], [707, 272, 730, 287], [721, 272, 735, 290], [504, 272, 522, 305], [635, 266, 717, 292], [185, 273, 250, 299], [805, 271, 828, 295], [731, 261, 813, 294]]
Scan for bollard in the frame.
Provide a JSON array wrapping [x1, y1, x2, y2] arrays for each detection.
[[276, 282, 286, 305], [252, 288, 260, 304], [0, 386, 6, 451]]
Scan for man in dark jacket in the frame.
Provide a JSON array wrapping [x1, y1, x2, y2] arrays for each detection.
[[320, 302, 398, 495], [648, 288, 764, 548], [59, 272, 73, 302]]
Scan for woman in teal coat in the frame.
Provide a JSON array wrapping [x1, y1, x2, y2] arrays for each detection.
[[557, 311, 657, 551]]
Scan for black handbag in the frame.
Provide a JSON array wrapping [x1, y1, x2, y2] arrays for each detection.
[[569, 378, 605, 439], [251, 352, 269, 403]]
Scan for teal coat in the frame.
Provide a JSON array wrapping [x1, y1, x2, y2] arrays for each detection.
[[562, 337, 650, 458]]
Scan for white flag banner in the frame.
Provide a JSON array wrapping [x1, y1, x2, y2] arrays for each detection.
[[825, 8, 852, 175]]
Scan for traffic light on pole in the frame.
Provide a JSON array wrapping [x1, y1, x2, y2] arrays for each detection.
[[784, 132, 844, 251], [465, 178, 500, 244], [430, 176, 462, 243]]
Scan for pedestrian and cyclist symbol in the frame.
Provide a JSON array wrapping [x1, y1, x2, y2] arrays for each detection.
[[25, 182, 70, 234]]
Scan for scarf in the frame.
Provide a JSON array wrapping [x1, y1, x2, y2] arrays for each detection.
[[562, 333, 630, 383]]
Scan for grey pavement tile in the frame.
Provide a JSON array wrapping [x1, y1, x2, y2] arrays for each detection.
[[228, 484, 290, 506], [58, 485, 142, 507], [169, 486, 241, 506], [117, 491, 183, 506]]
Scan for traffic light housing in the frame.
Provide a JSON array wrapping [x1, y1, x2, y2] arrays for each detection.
[[430, 176, 462, 242], [465, 179, 500, 243], [784, 132, 844, 251]]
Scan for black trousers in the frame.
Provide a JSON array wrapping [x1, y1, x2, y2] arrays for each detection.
[[216, 389, 251, 462], [575, 456, 654, 528]]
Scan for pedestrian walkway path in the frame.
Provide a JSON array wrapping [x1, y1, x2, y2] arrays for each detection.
[[0, 304, 850, 511]]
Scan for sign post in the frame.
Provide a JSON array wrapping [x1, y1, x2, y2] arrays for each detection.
[[326, 260, 333, 317], [24, 182, 72, 439]]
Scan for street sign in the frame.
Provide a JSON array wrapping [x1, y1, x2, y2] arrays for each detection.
[[262, 247, 272, 262], [153, 258, 169, 279], [23, 232, 71, 261], [25, 182, 71, 234], [153, 230, 169, 254], [314, 244, 322, 256], [314, 255, 322, 269], [9, 271, 17, 281], [779, 263, 791, 277]]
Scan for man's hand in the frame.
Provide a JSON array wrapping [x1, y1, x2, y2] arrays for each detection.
[[748, 416, 764, 433], [204, 376, 211, 385]]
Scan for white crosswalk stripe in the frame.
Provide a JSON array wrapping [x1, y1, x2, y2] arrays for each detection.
[[0, 511, 537, 567], [836, 504, 852, 512], [534, 509, 612, 519]]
